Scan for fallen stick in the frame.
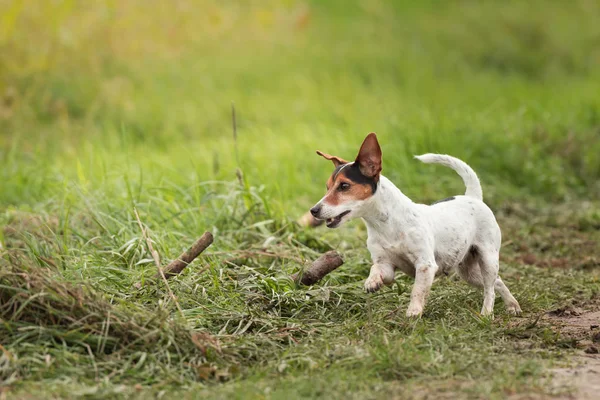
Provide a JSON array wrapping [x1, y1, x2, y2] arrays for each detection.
[[161, 232, 214, 279], [292, 250, 344, 285]]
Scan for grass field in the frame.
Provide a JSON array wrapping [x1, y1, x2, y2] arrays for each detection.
[[1, 1, 600, 398]]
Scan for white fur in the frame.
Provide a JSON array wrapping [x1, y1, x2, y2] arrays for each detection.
[[313, 154, 521, 317], [414, 154, 483, 200]]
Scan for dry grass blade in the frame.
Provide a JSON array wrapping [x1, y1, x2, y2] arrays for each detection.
[[133, 208, 184, 318]]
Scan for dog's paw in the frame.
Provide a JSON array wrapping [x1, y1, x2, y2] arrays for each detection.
[[480, 312, 495, 321], [405, 304, 423, 318], [506, 302, 522, 316], [364, 274, 384, 293]]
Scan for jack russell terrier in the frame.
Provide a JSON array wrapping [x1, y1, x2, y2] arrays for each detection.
[[310, 133, 521, 317]]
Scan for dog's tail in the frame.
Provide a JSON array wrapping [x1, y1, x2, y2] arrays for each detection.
[[414, 154, 483, 201]]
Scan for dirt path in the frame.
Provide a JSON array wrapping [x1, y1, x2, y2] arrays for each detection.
[[551, 354, 600, 400], [546, 305, 600, 399]]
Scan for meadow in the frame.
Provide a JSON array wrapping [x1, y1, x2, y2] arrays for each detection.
[[1, 1, 600, 398]]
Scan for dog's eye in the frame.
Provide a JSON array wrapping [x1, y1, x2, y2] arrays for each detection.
[[338, 182, 350, 191]]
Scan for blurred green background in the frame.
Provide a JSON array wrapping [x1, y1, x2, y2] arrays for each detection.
[[2, 0, 600, 214], [2, 2, 600, 397]]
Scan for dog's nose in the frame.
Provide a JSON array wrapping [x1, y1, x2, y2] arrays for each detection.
[[310, 205, 321, 217]]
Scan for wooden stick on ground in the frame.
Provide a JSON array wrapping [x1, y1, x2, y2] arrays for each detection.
[[292, 250, 344, 285], [161, 232, 214, 279]]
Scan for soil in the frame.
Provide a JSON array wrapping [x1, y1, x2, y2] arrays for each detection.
[[545, 302, 600, 399]]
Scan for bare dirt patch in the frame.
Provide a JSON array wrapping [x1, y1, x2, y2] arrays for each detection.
[[545, 302, 600, 399], [550, 355, 600, 400]]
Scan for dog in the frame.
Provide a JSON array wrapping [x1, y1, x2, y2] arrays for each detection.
[[309, 133, 521, 317]]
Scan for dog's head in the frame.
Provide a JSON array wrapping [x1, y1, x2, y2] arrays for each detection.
[[310, 133, 382, 228]]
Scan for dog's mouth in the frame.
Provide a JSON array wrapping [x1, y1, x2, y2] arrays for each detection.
[[326, 210, 351, 228]]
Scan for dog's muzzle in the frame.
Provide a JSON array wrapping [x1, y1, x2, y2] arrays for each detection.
[[310, 205, 350, 228], [325, 210, 350, 228]]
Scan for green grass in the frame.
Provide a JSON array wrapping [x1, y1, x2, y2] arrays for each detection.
[[1, 0, 600, 398]]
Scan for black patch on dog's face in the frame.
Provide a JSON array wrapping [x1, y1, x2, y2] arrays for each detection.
[[431, 196, 455, 205], [337, 163, 378, 193]]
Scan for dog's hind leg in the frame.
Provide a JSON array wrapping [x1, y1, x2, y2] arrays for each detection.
[[494, 277, 522, 315], [457, 249, 483, 286], [458, 253, 521, 315], [458, 246, 497, 316], [477, 250, 499, 316]]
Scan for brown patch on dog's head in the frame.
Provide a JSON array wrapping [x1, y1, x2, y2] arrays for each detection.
[[315, 133, 382, 209], [321, 162, 378, 206]]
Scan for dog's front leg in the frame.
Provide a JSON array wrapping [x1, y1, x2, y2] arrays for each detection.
[[406, 260, 438, 317], [364, 263, 395, 293]]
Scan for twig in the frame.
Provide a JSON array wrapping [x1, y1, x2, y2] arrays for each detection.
[[161, 232, 214, 279], [292, 251, 344, 285], [134, 208, 184, 318]]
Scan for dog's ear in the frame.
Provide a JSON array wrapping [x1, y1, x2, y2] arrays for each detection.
[[316, 151, 348, 167], [355, 132, 382, 179]]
